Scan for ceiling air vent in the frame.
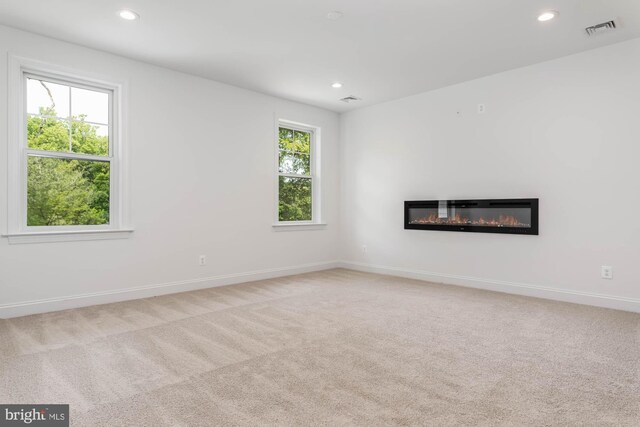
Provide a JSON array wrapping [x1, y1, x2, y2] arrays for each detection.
[[340, 95, 362, 103], [585, 20, 617, 36]]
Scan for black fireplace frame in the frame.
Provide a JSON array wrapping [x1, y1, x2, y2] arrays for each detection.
[[404, 198, 539, 235]]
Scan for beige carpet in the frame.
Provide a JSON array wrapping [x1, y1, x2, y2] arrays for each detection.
[[1, 269, 639, 426]]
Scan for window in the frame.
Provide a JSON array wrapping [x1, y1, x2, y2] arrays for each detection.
[[6, 57, 130, 243], [276, 122, 321, 225], [26, 76, 112, 226]]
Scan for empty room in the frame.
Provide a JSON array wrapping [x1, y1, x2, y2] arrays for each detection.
[[1, 1, 639, 426]]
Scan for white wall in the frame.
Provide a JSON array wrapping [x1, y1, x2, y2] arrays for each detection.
[[0, 25, 341, 317], [340, 38, 640, 311], [2, 24, 638, 317]]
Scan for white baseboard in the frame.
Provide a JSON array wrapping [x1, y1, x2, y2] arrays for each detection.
[[339, 261, 640, 313], [4, 260, 638, 318], [0, 261, 340, 319]]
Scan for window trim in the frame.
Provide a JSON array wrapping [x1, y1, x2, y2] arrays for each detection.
[[274, 119, 324, 228], [4, 55, 132, 244]]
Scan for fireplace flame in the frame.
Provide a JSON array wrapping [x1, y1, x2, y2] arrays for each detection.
[[410, 213, 529, 228]]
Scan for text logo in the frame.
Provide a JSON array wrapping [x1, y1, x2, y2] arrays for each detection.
[[0, 405, 68, 426]]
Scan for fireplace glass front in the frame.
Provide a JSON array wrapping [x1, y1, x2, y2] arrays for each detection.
[[404, 199, 538, 235]]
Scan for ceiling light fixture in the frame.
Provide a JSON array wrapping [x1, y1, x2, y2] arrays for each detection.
[[327, 11, 343, 20], [119, 9, 139, 21], [331, 82, 343, 88], [537, 11, 558, 22]]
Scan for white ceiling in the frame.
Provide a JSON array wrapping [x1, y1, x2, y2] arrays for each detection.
[[0, 0, 639, 112]]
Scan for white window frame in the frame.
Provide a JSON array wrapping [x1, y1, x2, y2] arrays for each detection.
[[4, 55, 132, 244], [273, 119, 325, 230]]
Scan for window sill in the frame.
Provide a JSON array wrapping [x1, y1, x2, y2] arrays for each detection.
[[3, 229, 134, 244], [272, 223, 327, 231]]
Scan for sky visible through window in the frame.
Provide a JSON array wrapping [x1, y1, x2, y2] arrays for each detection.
[[27, 78, 109, 136]]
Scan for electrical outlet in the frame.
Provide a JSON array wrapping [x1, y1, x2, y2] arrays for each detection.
[[199, 255, 207, 266], [361, 245, 368, 254], [601, 265, 613, 279], [477, 104, 486, 114]]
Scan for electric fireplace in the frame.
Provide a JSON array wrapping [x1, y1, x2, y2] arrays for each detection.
[[404, 199, 538, 235]]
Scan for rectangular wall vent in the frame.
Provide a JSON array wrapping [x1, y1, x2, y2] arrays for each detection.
[[585, 20, 617, 36]]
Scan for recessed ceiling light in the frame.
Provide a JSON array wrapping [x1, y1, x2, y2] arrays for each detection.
[[537, 11, 558, 22], [331, 82, 343, 89], [327, 11, 343, 20], [119, 9, 139, 21]]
